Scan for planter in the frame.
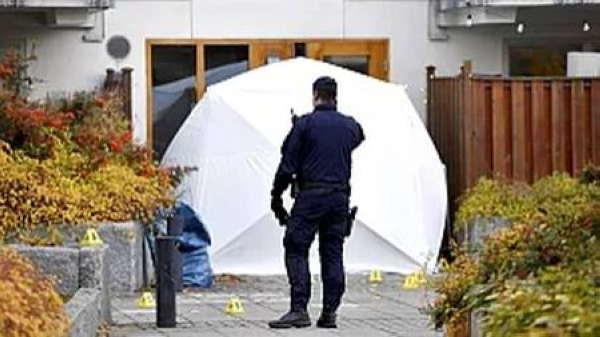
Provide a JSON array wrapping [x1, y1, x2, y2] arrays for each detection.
[[10, 221, 153, 294], [65, 288, 102, 337], [458, 217, 511, 255], [59, 221, 154, 293], [97, 221, 153, 293], [11, 244, 112, 323], [10, 245, 80, 296], [470, 310, 484, 337]]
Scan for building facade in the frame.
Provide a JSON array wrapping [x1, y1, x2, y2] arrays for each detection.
[[1, 0, 599, 153]]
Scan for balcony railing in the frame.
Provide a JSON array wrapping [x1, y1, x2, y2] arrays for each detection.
[[441, 0, 600, 11], [0, 0, 114, 9]]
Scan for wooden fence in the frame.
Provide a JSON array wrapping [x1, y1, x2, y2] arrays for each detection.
[[427, 61, 600, 213]]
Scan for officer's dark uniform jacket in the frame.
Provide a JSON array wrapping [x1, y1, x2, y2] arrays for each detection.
[[271, 103, 365, 314]]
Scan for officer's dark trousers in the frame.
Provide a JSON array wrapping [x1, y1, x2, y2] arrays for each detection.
[[284, 190, 348, 314]]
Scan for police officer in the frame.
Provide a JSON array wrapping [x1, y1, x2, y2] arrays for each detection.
[[268, 76, 365, 329]]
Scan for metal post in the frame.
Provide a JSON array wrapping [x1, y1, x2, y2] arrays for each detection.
[[156, 236, 176, 328], [168, 214, 184, 292], [141, 230, 148, 288]]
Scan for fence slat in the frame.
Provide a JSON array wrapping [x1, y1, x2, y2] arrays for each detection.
[[483, 83, 493, 177], [583, 82, 592, 167], [512, 82, 528, 182], [454, 78, 462, 201], [492, 81, 510, 178], [448, 80, 456, 204], [430, 81, 437, 150], [463, 76, 475, 187], [531, 81, 552, 180], [551, 81, 568, 173], [457, 76, 466, 196], [592, 81, 600, 166], [442, 80, 449, 167], [504, 83, 513, 179], [472, 81, 488, 183], [571, 80, 586, 174]]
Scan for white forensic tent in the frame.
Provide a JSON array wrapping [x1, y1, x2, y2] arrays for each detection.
[[161, 58, 447, 275]]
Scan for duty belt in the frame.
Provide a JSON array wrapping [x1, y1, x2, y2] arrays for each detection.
[[299, 182, 349, 193]]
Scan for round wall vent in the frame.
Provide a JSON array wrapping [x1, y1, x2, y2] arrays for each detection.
[[106, 35, 131, 60]]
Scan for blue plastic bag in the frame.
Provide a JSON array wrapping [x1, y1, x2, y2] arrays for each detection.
[[182, 246, 213, 288], [148, 201, 213, 288]]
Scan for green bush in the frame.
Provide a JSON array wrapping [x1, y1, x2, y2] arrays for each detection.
[[425, 170, 600, 335], [454, 178, 536, 233], [483, 260, 600, 337]]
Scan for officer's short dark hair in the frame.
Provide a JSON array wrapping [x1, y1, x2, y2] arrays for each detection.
[[313, 76, 337, 101]]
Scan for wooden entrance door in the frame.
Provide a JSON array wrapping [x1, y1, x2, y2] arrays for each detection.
[[246, 39, 389, 81], [146, 38, 389, 157], [306, 40, 389, 81], [249, 41, 294, 68]]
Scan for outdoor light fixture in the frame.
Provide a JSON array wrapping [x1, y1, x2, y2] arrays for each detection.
[[516, 22, 525, 34], [583, 21, 591, 32]]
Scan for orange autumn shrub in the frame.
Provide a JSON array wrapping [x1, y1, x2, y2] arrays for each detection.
[[0, 50, 184, 244], [0, 249, 68, 337], [0, 140, 174, 244]]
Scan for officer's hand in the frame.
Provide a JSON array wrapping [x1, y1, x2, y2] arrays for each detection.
[[275, 210, 289, 226], [270, 197, 289, 226]]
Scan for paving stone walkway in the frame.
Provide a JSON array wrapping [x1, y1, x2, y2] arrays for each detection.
[[110, 274, 443, 337]]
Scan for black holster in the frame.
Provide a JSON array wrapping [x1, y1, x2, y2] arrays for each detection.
[[290, 176, 299, 199], [345, 206, 358, 237]]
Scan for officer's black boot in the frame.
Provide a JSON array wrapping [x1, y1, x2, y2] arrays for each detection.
[[316, 312, 337, 329], [268, 310, 311, 329]]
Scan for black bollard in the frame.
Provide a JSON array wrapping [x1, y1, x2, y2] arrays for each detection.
[[167, 214, 184, 292], [156, 236, 176, 328]]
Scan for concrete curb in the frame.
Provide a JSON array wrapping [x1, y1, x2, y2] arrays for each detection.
[[80, 245, 112, 323], [59, 221, 152, 293], [11, 245, 80, 296], [10, 244, 113, 325], [65, 288, 102, 337]]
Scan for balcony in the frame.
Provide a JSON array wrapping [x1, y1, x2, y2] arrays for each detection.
[[436, 0, 600, 27], [0, 0, 114, 28], [0, 0, 114, 9], [441, 0, 600, 10]]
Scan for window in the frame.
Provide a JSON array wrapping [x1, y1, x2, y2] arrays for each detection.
[[509, 43, 584, 76], [204, 45, 249, 87], [151, 45, 197, 160], [323, 55, 370, 76], [146, 39, 389, 150]]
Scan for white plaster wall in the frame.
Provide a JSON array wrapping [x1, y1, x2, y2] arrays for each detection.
[[192, 0, 343, 38], [106, 0, 192, 142]]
